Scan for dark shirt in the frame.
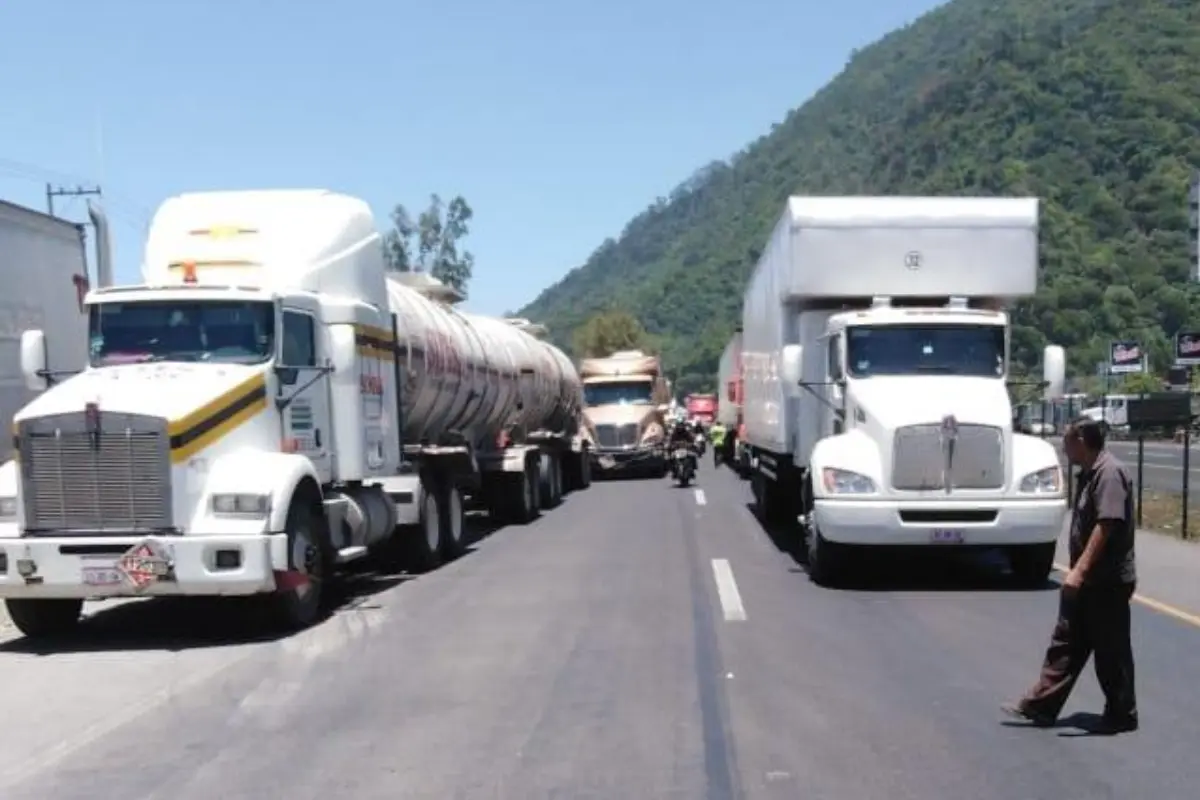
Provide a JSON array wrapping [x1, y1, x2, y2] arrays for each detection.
[[1068, 450, 1136, 586]]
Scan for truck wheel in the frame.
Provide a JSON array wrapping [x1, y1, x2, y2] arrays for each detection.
[[539, 454, 562, 509], [1008, 542, 1056, 587], [577, 453, 591, 489], [271, 498, 330, 630], [807, 529, 848, 588], [5, 598, 83, 639], [509, 466, 539, 524], [440, 485, 467, 559], [406, 487, 445, 572]]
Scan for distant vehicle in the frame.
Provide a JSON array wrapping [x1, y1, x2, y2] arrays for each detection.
[[716, 329, 750, 476], [579, 349, 671, 477], [685, 393, 716, 426]]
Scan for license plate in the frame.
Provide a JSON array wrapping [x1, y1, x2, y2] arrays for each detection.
[[598, 456, 615, 468], [674, 449, 690, 458], [81, 564, 123, 587], [930, 528, 964, 544]]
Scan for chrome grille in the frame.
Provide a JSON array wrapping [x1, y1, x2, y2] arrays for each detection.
[[593, 423, 639, 448], [19, 412, 172, 532], [891, 423, 1004, 490]]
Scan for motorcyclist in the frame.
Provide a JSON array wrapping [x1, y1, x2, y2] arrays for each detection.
[[667, 417, 697, 478], [709, 420, 727, 466]]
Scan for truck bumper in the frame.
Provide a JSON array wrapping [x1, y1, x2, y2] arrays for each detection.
[[812, 498, 1066, 547], [0, 533, 289, 599], [591, 446, 663, 473]]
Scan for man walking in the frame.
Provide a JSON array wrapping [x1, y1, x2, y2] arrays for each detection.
[[1002, 417, 1138, 733]]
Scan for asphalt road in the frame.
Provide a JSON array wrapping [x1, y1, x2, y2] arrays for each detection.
[[1046, 437, 1200, 497], [0, 464, 1198, 798]]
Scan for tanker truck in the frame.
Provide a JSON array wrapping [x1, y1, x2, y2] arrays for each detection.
[[0, 189, 589, 639], [579, 349, 670, 477]]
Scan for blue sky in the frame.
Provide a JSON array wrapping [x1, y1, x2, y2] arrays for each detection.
[[0, 0, 944, 316]]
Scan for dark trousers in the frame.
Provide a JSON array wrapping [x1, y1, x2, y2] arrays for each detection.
[[1022, 583, 1137, 720]]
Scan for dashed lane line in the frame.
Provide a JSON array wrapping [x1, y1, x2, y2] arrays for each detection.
[[711, 558, 746, 621]]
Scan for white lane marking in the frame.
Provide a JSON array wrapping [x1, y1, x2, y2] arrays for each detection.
[[711, 558, 747, 621], [694, 488, 707, 505]]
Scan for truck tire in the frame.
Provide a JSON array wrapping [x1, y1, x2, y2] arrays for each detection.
[[406, 487, 445, 573], [1008, 542, 1055, 587], [576, 452, 591, 489], [440, 485, 467, 559], [539, 453, 562, 509], [508, 463, 540, 524], [270, 496, 331, 630], [4, 598, 83, 639], [807, 529, 848, 588]]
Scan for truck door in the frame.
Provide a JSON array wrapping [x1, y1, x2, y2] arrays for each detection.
[[826, 335, 845, 436], [279, 306, 332, 482]]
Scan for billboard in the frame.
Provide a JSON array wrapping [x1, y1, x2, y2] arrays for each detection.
[[1108, 340, 1144, 374], [1175, 330, 1200, 366]]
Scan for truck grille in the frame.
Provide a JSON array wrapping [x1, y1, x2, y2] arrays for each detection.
[[18, 412, 172, 533], [594, 423, 639, 448], [891, 423, 1004, 491]]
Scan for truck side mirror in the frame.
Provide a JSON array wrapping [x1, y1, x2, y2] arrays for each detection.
[[780, 344, 803, 397], [1042, 344, 1065, 400], [20, 330, 48, 392]]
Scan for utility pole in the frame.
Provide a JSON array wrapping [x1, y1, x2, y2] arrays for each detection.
[[45, 183, 101, 217], [1189, 171, 1199, 282]]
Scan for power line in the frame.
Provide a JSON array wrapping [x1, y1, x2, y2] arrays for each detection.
[[45, 183, 101, 217]]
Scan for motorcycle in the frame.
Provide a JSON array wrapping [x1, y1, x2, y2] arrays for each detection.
[[693, 431, 707, 457], [671, 445, 697, 487]]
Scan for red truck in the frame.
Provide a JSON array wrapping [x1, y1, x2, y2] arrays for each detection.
[[685, 393, 717, 426]]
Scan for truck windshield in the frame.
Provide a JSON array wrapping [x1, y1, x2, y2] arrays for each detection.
[[584, 380, 653, 406], [846, 324, 1005, 378], [88, 300, 275, 366]]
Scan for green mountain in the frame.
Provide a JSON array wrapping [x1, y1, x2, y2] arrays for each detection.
[[517, 0, 1200, 393]]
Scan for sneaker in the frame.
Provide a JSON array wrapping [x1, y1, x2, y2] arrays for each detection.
[[1000, 701, 1055, 727]]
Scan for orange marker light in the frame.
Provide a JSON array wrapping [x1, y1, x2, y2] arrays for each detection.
[[182, 262, 197, 283]]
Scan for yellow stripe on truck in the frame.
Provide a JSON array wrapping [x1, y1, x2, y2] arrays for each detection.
[[353, 323, 396, 362], [168, 374, 269, 463]]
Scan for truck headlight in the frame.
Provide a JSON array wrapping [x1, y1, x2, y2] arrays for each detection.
[[641, 423, 664, 444], [1019, 466, 1062, 494], [822, 468, 876, 494], [0, 496, 15, 520], [212, 493, 270, 517]]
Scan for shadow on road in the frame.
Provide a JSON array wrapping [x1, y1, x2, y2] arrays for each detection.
[[0, 514, 507, 655], [743, 502, 1059, 593]]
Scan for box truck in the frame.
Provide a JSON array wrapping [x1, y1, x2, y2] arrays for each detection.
[[0, 200, 96, 462], [741, 196, 1067, 586]]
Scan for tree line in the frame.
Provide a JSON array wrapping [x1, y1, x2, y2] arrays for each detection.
[[383, 194, 474, 297]]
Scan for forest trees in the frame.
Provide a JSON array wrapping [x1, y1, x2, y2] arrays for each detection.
[[571, 310, 655, 358], [384, 194, 475, 296]]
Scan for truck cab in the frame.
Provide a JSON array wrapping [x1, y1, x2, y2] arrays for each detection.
[[580, 350, 670, 477], [0, 190, 410, 637], [778, 299, 1066, 584]]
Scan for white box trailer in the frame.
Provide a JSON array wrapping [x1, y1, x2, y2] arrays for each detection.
[[0, 201, 91, 462], [741, 196, 1067, 586]]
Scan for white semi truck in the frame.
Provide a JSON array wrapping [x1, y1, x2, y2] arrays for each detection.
[[741, 196, 1067, 586], [0, 189, 589, 638]]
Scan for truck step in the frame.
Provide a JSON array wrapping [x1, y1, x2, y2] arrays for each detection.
[[335, 545, 369, 564]]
